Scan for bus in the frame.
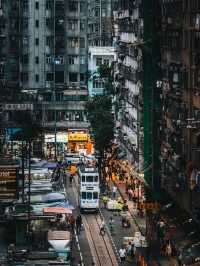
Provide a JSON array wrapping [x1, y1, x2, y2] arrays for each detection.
[[78, 164, 99, 212]]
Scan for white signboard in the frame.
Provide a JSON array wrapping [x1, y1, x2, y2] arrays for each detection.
[[3, 103, 33, 111], [45, 133, 68, 143]]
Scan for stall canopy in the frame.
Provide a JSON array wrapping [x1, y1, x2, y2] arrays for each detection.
[[43, 207, 72, 215], [43, 162, 58, 169]]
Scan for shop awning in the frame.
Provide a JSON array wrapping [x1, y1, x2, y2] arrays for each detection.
[[43, 207, 72, 215]]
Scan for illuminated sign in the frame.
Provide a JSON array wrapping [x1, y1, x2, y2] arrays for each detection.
[[0, 167, 17, 199], [68, 133, 88, 141]]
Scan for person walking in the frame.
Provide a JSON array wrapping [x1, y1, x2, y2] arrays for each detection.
[[119, 247, 126, 263], [70, 215, 76, 232], [76, 214, 82, 234], [99, 220, 106, 236], [112, 185, 117, 199], [109, 216, 114, 234]]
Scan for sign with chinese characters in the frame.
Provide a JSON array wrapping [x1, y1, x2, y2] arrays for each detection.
[[3, 103, 33, 111], [0, 167, 17, 199], [68, 133, 88, 141]]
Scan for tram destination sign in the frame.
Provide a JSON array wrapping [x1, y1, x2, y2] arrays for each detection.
[[0, 167, 17, 199]]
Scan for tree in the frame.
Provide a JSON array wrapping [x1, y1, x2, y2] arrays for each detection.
[[86, 95, 114, 181]]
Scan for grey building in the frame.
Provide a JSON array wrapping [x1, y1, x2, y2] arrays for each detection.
[[88, 0, 114, 46], [0, 0, 89, 130], [113, 0, 143, 171]]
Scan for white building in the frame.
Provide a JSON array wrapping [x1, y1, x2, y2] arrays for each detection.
[[88, 46, 116, 96]]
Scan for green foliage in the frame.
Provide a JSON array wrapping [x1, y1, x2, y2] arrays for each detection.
[[98, 64, 115, 95], [86, 95, 114, 153]]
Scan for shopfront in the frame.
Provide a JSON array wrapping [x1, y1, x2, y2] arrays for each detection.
[[67, 131, 94, 155], [44, 132, 68, 160]]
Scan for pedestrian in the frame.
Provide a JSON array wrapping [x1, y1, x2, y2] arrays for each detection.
[[70, 215, 76, 232], [109, 216, 114, 234], [76, 214, 82, 234], [112, 185, 117, 199], [99, 220, 106, 236], [119, 247, 126, 263]]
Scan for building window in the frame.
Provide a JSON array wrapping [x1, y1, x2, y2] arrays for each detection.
[[46, 55, 51, 64], [80, 2, 85, 13], [21, 72, 29, 82], [35, 74, 39, 82], [68, 38, 79, 48], [35, 38, 39, 46], [103, 59, 109, 65], [69, 56, 78, 65], [96, 57, 102, 66], [69, 1, 78, 12], [35, 1, 39, 9], [35, 56, 39, 64], [93, 79, 104, 88], [55, 56, 64, 65], [80, 56, 85, 65], [69, 73, 78, 82], [46, 72, 53, 81], [46, 0, 51, 9], [46, 36, 52, 46], [68, 20, 78, 31], [80, 73, 85, 82], [35, 20, 39, 28], [80, 21, 85, 31], [55, 71, 64, 83], [80, 38, 85, 48]]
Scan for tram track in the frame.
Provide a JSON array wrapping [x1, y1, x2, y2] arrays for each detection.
[[71, 174, 119, 266], [83, 213, 118, 266]]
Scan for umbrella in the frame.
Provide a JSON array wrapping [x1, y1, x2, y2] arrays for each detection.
[[43, 207, 72, 215], [42, 193, 65, 203]]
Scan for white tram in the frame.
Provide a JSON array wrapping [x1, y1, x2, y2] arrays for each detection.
[[78, 165, 99, 212]]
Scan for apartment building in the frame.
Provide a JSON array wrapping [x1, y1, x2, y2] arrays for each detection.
[[160, 0, 200, 216], [88, 0, 113, 47], [0, 0, 89, 131], [113, 0, 143, 172]]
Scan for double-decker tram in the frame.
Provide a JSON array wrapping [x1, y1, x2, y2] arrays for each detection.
[[78, 164, 99, 212]]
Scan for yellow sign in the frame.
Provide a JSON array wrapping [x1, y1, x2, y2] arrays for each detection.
[[68, 133, 88, 141]]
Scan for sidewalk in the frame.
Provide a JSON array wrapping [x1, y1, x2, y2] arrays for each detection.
[[111, 179, 180, 266]]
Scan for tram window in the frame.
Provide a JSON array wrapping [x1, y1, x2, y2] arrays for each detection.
[[93, 192, 98, 199], [82, 176, 85, 182], [86, 176, 93, 182], [87, 192, 92, 199], [94, 176, 98, 182], [82, 192, 86, 199]]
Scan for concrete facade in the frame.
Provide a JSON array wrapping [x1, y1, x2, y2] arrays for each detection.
[[88, 46, 116, 96]]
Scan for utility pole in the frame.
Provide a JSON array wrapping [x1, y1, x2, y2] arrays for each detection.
[[53, 0, 57, 162], [27, 139, 31, 250]]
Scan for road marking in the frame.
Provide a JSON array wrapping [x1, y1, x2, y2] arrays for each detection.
[[74, 228, 85, 266]]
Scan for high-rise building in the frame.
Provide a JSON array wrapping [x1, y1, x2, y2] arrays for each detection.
[[159, 0, 200, 217], [0, 0, 89, 131], [88, 0, 113, 46], [113, 0, 144, 172]]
